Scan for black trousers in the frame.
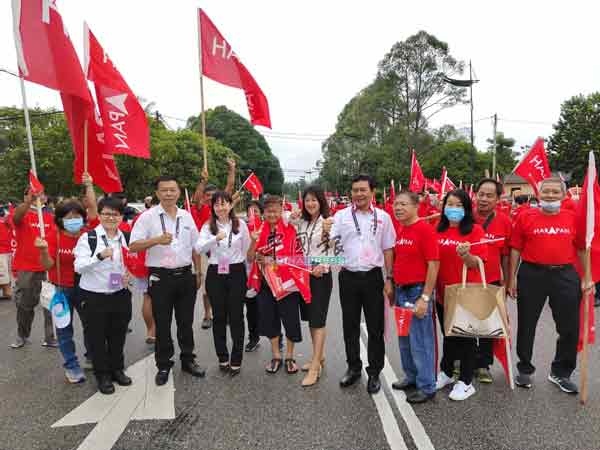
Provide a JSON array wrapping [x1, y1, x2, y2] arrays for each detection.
[[475, 280, 502, 369], [436, 302, 477, 385], [338, 268, 384, 376], [244, 296, 258, 340], [516, 262, 581, 378], [205, 263, 247, 366], [148, 267, 197, 370], [79, 288, 132, 377]]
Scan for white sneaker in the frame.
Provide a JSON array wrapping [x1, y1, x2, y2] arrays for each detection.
[[449, 381, 476, 401], [435, 371, 455, 390]]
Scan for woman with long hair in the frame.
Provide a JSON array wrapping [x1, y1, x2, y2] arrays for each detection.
[[195, 191, 250, 376], [434, 189, 488, 401], [291, 185, 333, 387]]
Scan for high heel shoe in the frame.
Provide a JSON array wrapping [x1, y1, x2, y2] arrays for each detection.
[[302, 358, 325, 372], [301, 366, 322, 387]]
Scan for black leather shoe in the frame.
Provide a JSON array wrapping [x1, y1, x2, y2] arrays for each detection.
[[406, 390, 435, 404], [182, 361, 206, 378], [392, 379, 416, 391], [112, 370, 132, 386], [339, 369, 361, 388], [367, 375, 381, 394], [97, 375, 115, 395], [155, 369, 170, 386]]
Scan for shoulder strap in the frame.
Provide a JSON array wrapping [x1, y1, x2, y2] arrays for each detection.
[[87, 229, 97, 255], [482, 212, 495, 231], [122, 231, 131, 246]]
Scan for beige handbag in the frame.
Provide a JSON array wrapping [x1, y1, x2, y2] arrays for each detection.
[[443, 258, 509, 338]]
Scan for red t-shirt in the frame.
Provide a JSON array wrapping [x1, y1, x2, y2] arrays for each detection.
[[418, 202, 438, 218], [13, 210, 55, 272], [474, 211, 512, 283], [436, 224, 488, 302], [46, 231, 78, 287], [510, 208, 581, 265], [561, 197, 578, 212], [191, 204, 211, 231], [393, 220, 439, 285], [496, 201, 512, 217], [511, 204, 530, 221], [0, 218, 12, 254]]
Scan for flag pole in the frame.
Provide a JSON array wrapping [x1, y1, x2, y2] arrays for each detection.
[[580, 247, 591, 404], [234, 172, 253, 196], [197, 9, 208, 174], [19, 76, 45, 238], [83, 119, 88, 174]]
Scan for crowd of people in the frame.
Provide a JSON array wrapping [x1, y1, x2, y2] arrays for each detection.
[[2, 164, 596, 405]]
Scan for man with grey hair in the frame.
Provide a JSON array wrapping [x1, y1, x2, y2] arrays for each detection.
[[508, 177, 593, 394]]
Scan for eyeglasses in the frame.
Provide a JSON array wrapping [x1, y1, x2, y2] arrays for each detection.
[[100, 212, 122, 219]]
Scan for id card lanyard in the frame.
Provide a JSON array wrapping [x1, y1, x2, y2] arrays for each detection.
[[102, 235, 124, 290], [351, 208, 377, 240], [159, 214, 181, 240], [304, 216, 321, 257], [217, 225, 233, 274]]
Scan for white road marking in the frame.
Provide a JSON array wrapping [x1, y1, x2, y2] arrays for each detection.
[[362, 323, 436, 450], [52, 354, 175, 450], [359, 334, 408, 450]]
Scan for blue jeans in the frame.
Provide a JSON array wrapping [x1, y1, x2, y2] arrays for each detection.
[[55, 286, 89, 370], [396, 284, 435, 395]]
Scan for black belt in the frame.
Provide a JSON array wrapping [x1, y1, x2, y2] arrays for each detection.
[[148, 265, 192, 276], [522, 261, 573, 271], [341, 267, 381, 278], [208, 262, 245, 269]]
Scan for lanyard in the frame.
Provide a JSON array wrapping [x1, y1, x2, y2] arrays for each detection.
[[160, 214, 181, 238], [217, 226, 234, 249], [303, 216, 321, 256], [101, 234, 123, 268], [351, 208, 377, 237]]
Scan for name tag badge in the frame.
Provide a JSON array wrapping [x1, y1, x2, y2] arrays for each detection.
[[108, 272, 123, 290], [218, 255, 231, 274]]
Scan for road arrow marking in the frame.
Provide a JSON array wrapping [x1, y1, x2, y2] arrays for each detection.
[[52, 354, 175, 450]]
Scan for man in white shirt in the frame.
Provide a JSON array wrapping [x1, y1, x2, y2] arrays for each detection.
[[130, 176, 205, 386], [324, 174, 396, 394]]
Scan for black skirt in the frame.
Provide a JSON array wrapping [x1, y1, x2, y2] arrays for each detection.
[[300, 272, 333, 328]]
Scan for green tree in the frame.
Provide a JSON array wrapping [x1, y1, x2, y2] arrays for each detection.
[[486, 132, 518, 176], [187, 106, 284, 194], [378, 31, 467, 139], [547, 93, 600, 183]]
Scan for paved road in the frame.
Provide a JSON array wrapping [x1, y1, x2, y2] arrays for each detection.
[[1, 274, 599, 450]]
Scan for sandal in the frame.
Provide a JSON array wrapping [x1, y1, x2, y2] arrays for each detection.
[[285, 358, 299, 374], [265, 358, 282, 374], [302, 358, 326, 372]]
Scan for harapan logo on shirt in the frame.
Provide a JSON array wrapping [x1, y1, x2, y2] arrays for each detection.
[[532, 227, 571, 236], [396, 238, 414, 246], [438, 238, 462, 247]]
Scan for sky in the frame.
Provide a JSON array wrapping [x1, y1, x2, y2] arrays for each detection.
[[1, 0, 600, 182]]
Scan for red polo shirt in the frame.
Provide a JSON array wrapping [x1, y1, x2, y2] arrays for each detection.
[[46, 231, 78, 287], [393, 219, 439, 285], [13, 209, 55, 272], [510, 208, 581, 265], [474, 211, 512, 283]]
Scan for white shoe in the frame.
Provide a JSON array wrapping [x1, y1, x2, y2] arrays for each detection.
[[435, 371, 455, 390], [449, 381, 476, 401]]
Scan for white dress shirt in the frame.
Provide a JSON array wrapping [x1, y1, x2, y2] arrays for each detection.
[[195, 219, 251, 265], [130, 204, 199, 269], [329, 205, 396, 272], [74, 224, 128, 293], [294, 216, 329, 258]]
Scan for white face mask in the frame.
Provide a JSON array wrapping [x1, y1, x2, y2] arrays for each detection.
[[539, 200, 561, 213]]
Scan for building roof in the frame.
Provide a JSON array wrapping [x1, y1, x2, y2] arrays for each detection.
[[503, 171, 572, 184]]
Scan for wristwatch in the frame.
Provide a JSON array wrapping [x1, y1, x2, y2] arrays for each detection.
[[420, 294, 431, 303]]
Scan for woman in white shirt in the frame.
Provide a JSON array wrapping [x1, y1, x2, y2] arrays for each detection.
[[291, 186, 333, 387], [74, 197, 132, 395], [195, 191, 250, 377]]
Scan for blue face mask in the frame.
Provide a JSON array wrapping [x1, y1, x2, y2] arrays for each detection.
[[444, 206, 465, 222], [63, 217, 84, 233]]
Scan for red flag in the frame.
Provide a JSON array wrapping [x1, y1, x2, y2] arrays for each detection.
[[409, 150, 426, 192], [440, 167, 456, 197], [198, 9, 271, 128], [430, 178, 442, 193], [297, 191, 303, 210], [513, 138, 551, 193], [84, 24, 150, 159], [247, 207, 262, 233], [575, 152, 599, 352], [389, 180, 396, 202], [12, 0, 122, 193], [383, 187, 387, 205], [28, 170, 44, 195], [242, 172, 263, 199]]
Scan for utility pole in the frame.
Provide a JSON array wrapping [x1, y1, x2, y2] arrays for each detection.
[[469, 60, 475, 181], [492, 113, 498, 178]]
